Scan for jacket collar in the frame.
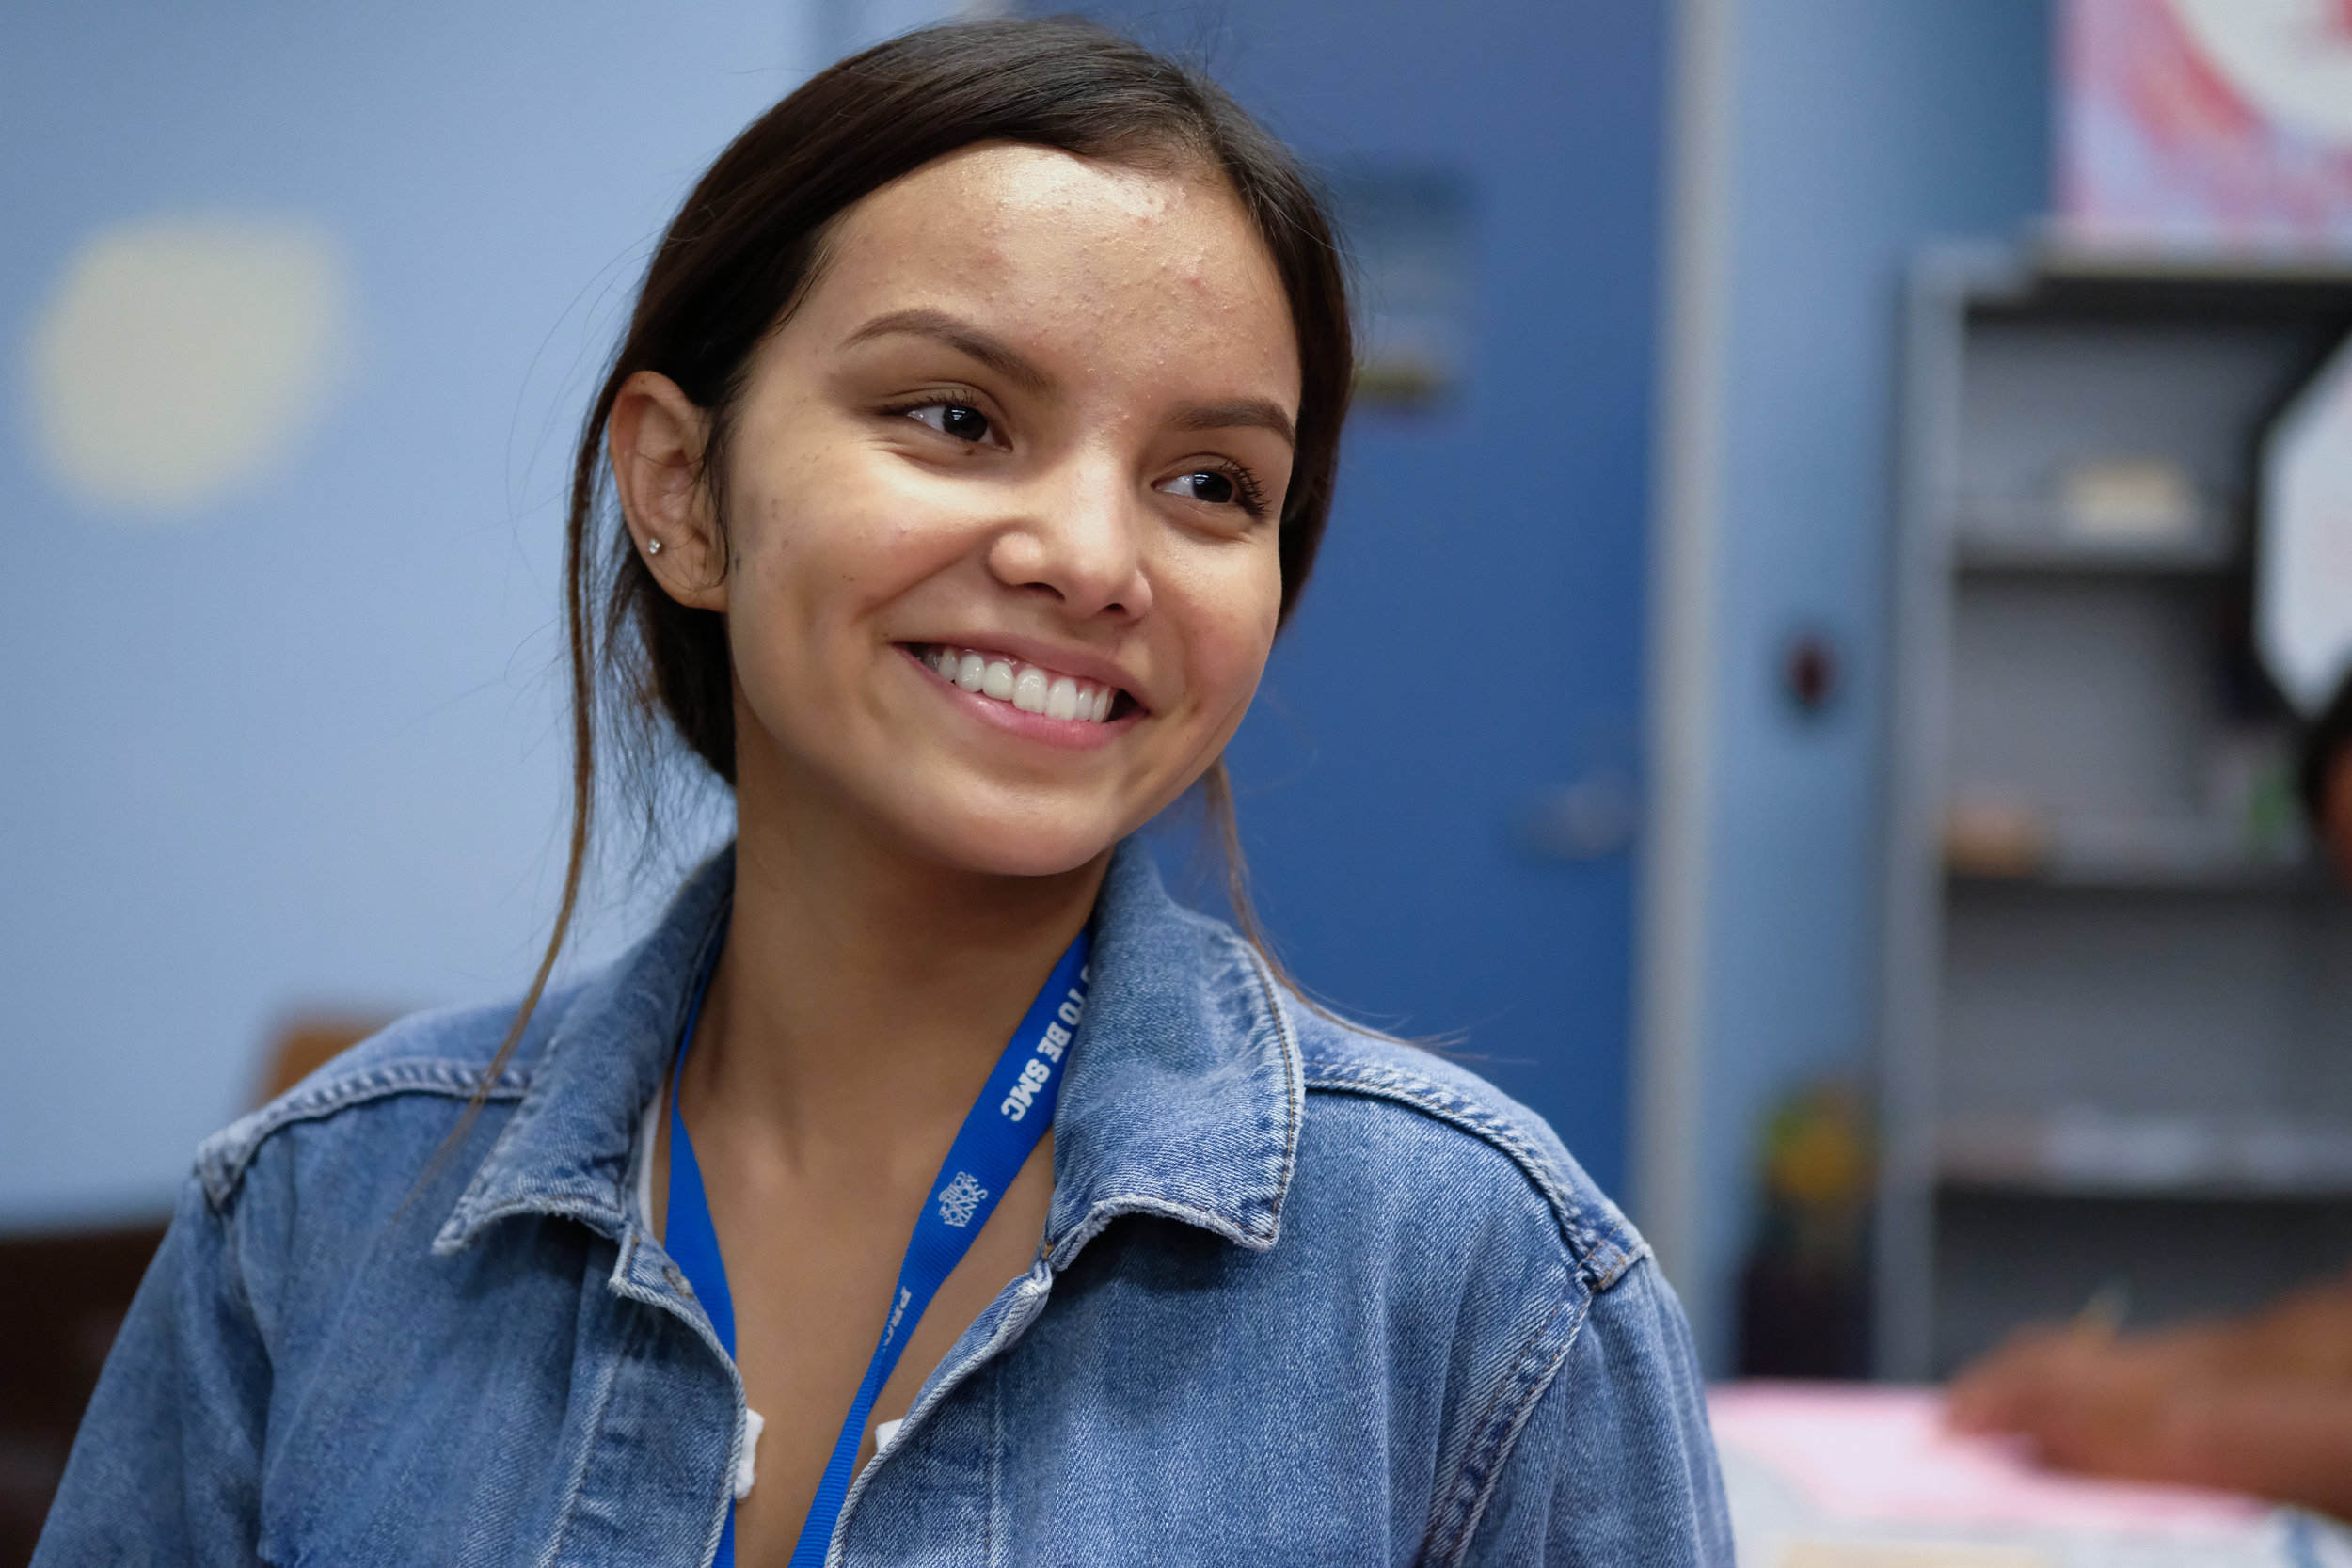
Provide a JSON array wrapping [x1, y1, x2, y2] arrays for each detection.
[[436, 838, 1303, 1262]]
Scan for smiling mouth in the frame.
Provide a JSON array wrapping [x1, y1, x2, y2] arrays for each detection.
[[913, 643, 1128, 723]]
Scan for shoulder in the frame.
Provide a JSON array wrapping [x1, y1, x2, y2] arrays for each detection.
[[1279, 997, 1649, 1294], [190, 975, 593, 1211]]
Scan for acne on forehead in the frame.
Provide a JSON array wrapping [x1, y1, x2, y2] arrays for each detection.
[[825, 146, 1293, 368], [853, 146, 1255, 265]]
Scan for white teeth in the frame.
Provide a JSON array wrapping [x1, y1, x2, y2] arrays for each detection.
[[921, 645, 1122, 723]]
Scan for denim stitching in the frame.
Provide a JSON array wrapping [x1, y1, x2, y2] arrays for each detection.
[[604, 1247, 745, 1566], [829, 1269, 1055, 1566], [437, 1190, 638, 1256], [1297, 1059, 1644, 1291], [1428, 1290, 1590, 1566], [1041, 933, 1303, 1265], [987, 1357, 1003, 1568], [531, 1293, 638, 1568], [196, 1060, 532, 1210], [1232, 938, 1306, 1245]]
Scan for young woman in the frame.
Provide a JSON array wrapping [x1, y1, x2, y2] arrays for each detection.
[[40, 22, 1727, 1566]]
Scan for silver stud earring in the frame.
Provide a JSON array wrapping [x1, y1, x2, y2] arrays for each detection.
[[646, 537, 663, 557]]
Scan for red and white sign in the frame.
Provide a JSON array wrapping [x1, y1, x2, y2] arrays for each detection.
[[2062, 0, 2352, 255]]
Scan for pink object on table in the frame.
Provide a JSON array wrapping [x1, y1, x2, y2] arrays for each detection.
[[1708, 1382, 2268, 1534]]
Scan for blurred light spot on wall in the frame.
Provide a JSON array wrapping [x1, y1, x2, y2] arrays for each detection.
[[24, 214, 350, 515]]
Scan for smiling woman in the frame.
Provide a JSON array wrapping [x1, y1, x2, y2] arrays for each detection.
[[35, 20, 1728, 1568]]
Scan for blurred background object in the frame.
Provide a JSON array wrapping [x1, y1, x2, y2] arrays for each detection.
[[1737, 1077, 1874, 1379], [0, 1223, 167, 1563], [2257, 333, 2352, 719], [2058, 0, 2352, 259], [1636, 0, 2051, 1374], [251, 1014, 396, 1105], [1875, 252, 2352, 1378], [1834, 0, 2352, 1542]]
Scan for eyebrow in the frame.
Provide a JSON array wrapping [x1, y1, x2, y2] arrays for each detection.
[[841, 309, 1050, 396], [843, 307, 1297, 449], [1171, 398, 1296, 451]]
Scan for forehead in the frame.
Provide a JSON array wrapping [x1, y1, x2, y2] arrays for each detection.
[[804, 142, 1299, 401]]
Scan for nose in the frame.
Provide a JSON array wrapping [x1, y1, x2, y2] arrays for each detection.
[[985, 448, 1153, 621]]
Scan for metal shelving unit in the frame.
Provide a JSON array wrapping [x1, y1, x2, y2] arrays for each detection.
[[1874, 246, 2352, 1379]]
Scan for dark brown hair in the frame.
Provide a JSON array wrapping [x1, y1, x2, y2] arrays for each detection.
[[488, 18, 1353, 1098]]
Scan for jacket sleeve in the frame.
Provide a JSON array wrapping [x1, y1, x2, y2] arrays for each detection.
[[34, 1174, 271, 1568], [1461, 1258, 1735, 1567]]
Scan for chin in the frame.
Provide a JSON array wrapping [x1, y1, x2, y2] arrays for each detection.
[[908, 806, 1128, 880]]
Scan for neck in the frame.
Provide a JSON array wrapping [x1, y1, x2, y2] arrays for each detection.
[[689, 766, 1110, 1173]]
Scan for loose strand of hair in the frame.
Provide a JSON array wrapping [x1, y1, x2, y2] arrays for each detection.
[[409, 405, 611, 1198], [1200, 758, 1420, 1041]]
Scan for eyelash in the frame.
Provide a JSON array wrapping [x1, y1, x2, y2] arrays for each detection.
[[879, 392, 1272, 520], [1196, 459, 1272, 520]]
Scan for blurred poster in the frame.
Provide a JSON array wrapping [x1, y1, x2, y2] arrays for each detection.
[[1326, 162, 1471, 410], [2061, 0, 2352, 256]]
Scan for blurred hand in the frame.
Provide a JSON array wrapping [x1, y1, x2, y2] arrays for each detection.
[[1947, 1324, 2196, 1482], [1948, 1302, 2352, 1518]]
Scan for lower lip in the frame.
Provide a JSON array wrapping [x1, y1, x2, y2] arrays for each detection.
[[898, 645, 1138, 752]]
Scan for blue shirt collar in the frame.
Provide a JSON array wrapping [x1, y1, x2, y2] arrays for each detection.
[[436, 837, 1303, 1260]]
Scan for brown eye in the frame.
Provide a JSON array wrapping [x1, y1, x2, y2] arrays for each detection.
[[1164, 469, 1235, 504], [908, 402, 993, 443]]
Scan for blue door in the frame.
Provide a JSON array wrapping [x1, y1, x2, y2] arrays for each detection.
[[1055, 0, 1670, 1195]]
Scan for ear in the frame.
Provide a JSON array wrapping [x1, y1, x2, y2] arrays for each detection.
[[610, 370, 728, 612]]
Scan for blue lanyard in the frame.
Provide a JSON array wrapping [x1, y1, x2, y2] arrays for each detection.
[[664, 923, 1093, 1568]]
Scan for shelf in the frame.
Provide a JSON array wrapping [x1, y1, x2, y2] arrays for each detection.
[[1938, 1116, 2352, 1201], [1947, 859, 2320, 893], [1876, 245, 2352, 1377], [1938, 1177, 2352, 1203], [1947, 493, 2242, 575], [1952, 540, 2239, 577], [2026, 246, 2352, 289], [1945, 816, 2316, 891]]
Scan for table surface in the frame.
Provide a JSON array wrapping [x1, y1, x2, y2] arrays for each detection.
[[1708, 1382, 2352, 1568]]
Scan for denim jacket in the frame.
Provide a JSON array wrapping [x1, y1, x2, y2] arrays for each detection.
[[39, 841, 1730, 1567]]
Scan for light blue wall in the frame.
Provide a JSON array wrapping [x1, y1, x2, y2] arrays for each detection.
[[1680, 0, 2050, 1368], [0, 4, 831, 1227]]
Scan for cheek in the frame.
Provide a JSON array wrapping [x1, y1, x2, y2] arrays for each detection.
[[728, 434, 944, 619], [1175, 546, 1284, 716]]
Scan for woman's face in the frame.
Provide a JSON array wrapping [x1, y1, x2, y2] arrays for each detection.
[[620, 143, 1299, 878]]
